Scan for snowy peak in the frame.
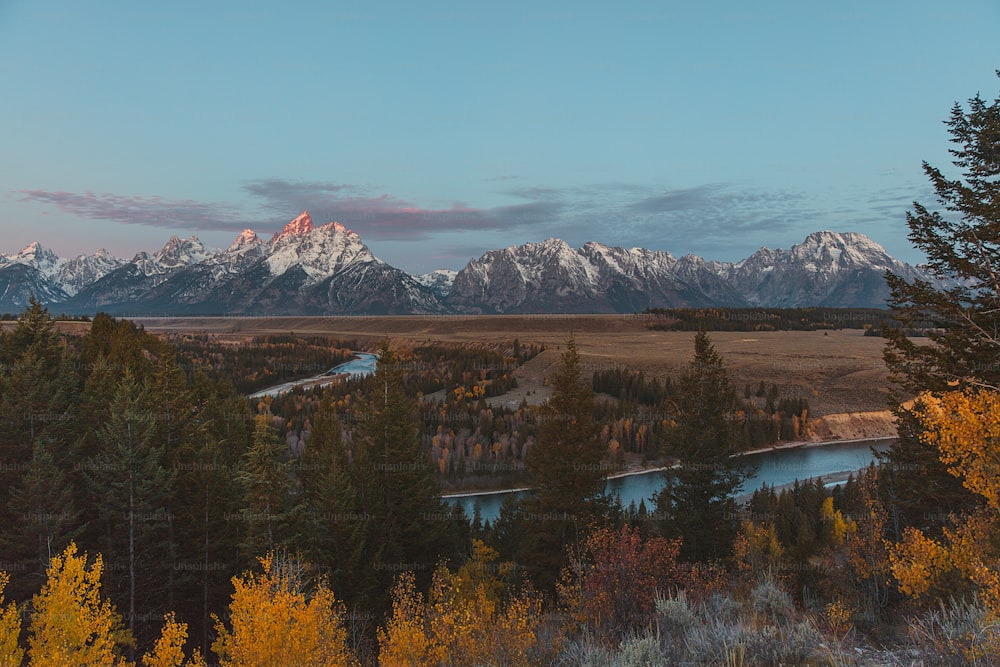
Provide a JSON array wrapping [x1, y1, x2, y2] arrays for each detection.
[[0, 225, 933, 314], [789, 231, 893, 270], [10, 241, 62, 277], [266, 213, 375, 280], [275, 211, 314, 239], [415, 269, 457, 298], [228, 229, 262, 252], [57, 250, 126, 296], [154, 235, 210, 269], [446, 230, 919, 312]]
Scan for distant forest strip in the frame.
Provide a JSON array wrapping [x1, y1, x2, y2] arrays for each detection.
[[640, 307, 900, 332]]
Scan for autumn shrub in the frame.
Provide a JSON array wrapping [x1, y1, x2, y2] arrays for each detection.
[[379, 541, 545, 667], [0, 573, 22, 667], [27, 542, 133, 667], [654, 584, 824, 666], [890, 389, 1000, 652], [559, 525, 684, 640], [906, 596, 997, 666], [212, 552, 356, 667]]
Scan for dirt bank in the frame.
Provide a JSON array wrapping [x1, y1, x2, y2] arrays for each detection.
[[806, 410, 898, 441]]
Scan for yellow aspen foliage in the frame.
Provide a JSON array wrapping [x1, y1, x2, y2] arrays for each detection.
[[843, 476, 893, 613], [142, 613, 206, 667], [889, 527, 954, 599], [889, 389, 1000, 651], [0, 572, 23, 667], [212, 553, 356, 667], [377, 572, 442, 667], [28, 542, 132, 667], [428, 541, 540, 667], [913, 389, 1000, 508], [732, 521, 784, 576], [379, 542, 542, 667], [820, 496, 854, 547]]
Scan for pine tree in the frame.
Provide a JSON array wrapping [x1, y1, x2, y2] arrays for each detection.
[[295, 399, 362, 602], [87, 373, 175, 651], [3, 439, 83, 600], [883, 74, 1000, 393], [0, 300, 68, 527], [881, 74, 1000, 529], [508, 336, 609, 591], [653, 331, 752, 561], [170, 374, 249, 657], [353, 344, 463, 613], [238, 415, 292, 557]]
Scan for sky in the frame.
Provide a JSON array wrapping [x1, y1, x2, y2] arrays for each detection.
[[1, 1, 998, 274]]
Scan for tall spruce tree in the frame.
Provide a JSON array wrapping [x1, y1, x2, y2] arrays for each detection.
[[353, 344, 464, 614], [295, 399, 362, 601], [2, 439, 83, 601], [238, 414, 292, 557], [653, 331, 752, 561], [170, 372, 250, 656], [880, 74, 1000, 532], [507, 336, 610, 591], [87, 372, 175, 652]]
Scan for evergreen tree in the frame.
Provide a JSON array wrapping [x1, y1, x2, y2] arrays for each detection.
[[87, 372, 175, 651], [0, 300, 67, 513], [880, 74, 1000, 528], [883, 75, 1000, 392], [653, 331, 752, 561], [238, 415, 292, 557], [295, 399, 362, 601], [353, 344, 464, 613], [171, 373, 250, 656], [3, 439, 83, 601], [506, 336, 609, 591]]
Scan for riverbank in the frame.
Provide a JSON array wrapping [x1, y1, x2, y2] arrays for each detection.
[[247, 351, 378, 399], [443, 436, 893, 501]]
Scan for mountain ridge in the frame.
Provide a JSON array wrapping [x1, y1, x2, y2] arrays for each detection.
[[0, 214, 932, 314]]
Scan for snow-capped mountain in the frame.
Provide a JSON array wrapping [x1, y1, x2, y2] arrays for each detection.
[[445, 231, 929, 313], [724, 231, 927, 307], [0, 242, 126, 309], [415, 269, 458, 299], [59, 212, 444, 315], [56, 249, 126, 296], [9, 242, 62, 278], [0, 224, 935, 315], [447, 238, 747, 313]]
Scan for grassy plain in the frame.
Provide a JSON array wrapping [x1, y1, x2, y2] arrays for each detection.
[[135, 315, 900, 419]]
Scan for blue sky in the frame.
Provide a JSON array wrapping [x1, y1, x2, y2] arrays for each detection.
[[1, 1, 998, 274]]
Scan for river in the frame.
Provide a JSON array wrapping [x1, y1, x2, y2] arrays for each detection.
[[445, 438, 893, 523], [244, 354, 892, 524], [247, 352, 379, 398]]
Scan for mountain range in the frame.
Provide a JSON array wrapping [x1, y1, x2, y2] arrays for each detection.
[[0, 212, 929, 315]]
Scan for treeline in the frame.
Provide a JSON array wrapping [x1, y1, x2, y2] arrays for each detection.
[[169, 333, 359, 395], [593, 368, 810, 455], [641, 306, 895, 331]]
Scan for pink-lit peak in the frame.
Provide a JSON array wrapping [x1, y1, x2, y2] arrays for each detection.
[[278, 211, 314, 237]]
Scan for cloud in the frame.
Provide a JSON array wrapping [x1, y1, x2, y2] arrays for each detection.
[[17, 189, 257, 233], [16, 178, 833, 263], [242, 178, 563, 240], [628, 184, 731, 213]]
